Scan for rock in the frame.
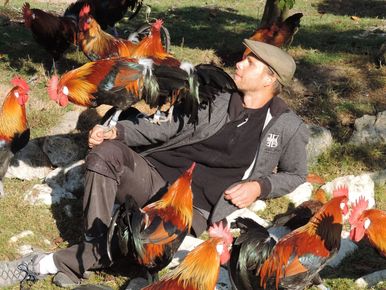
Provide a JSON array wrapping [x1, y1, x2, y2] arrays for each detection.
[[306, 124, 333, 164], [125, 277, 149, 290], [284, 182, 313, 206], [9, 230, 34, 243], [43, 135, 86, 167], [248, 200, 267, 212], [167, 236, 204, 269], [369, 169, 386, 186], [24, 183, 76, 205], [48, 110, 83, 135], [45, 160, 85, 197], [355, 269, 386, 288], [5, 139, 52, 180], [349, 111, 386, 145], [321, 174, 375, 208]]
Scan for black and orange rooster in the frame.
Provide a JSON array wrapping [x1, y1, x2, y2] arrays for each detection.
[[243, 13, 303, 58], [229, 186, 349, 290], [47, 57, 237, 128], [349, 197, 386, 257], [64, 0, 142, 32], [22, 2, 77, 62], [142, 221, 233, 290], [0, 77, 30, 196], [106, 163, 195, 282], [78, 5, 137, 61]]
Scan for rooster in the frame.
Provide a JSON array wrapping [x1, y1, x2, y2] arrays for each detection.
[[131, 19, 179, 66], [77, 5, 137, 61], [229, 186, 349, 290], [47, 57, 237, 128], [22, 2, 77, 62], [243, 13, 303, 58], [64, 0, 142, 32], [107, 163, 195, 282], [0, 77, 30, 196], [142, 221, 233, 290], [349, 196, 386, 257], [348, 197, 386, 287]]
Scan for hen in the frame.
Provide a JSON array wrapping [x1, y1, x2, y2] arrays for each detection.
[[0, 77, 30, 196], [64, 0, 142, 31], [22, 2, 77, 62], [107, 163, 195, 282], [143, 221, 233, 290], [47, 57, 237, 128]]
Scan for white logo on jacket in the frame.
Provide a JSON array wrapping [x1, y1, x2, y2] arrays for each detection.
[[266, 133, 279, 148]]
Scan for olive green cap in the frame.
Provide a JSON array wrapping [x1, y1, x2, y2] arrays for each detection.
[[243, 39, 296, 86]]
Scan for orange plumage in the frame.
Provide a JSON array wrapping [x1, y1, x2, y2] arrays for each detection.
[[47, 58, 150, 108], [0, 77, 30, 194], [0, 77, 29, 143], [259, 189, 348, 290], [142, 238, 222, 290], [243, 13, 303, 58], [78, 5, 137, 61], [143, 222, 233, 290], [349, 197, 386, 257], [131, 19, 180, 67], [107, 164, 196, 281]]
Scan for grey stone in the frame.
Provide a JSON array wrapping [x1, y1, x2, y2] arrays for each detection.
[[306, 124, 333, 164]]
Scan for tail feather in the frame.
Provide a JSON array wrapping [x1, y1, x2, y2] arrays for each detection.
[[107, 195, 143, 261], [229, 217, 276, 290], [22, 2, 32, 27], [283, 12, 303, 31]]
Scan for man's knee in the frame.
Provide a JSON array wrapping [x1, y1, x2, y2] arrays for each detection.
[[85, 140, 133, 178]]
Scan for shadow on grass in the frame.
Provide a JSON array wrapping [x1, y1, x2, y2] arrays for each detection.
[[317, 0, 386, 18], [0, 21, 84, 75], [321, 240, 386, 280]]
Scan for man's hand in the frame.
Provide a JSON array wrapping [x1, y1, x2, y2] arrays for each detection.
[[88, 125, 117, 148], [224, 181, 261, 208]]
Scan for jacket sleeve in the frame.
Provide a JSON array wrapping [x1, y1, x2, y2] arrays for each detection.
[[115, 107, 199, 148], [262, 121, 309, 199]]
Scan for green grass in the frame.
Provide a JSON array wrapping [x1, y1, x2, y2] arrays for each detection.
[[0, 0, 386, 289]]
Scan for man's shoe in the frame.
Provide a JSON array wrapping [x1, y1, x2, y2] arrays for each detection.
[[0, 252, 46, 287]]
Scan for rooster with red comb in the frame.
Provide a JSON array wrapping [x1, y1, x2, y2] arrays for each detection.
[[0, 76, 30, 196]]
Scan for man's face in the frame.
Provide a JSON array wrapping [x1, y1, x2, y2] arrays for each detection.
[[234, 55, 271, 93]]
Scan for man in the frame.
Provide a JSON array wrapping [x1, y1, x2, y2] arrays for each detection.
[[0, 39, 309, 287]]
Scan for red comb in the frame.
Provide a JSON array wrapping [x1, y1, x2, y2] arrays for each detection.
[[80, 4, 90, 17], [153, 19, 163, 31], [47, 75, 59, 101], [349, 196, 369, 224], [208, 221, 233, 246], [332, 185, 349, 198], [11, 76, 29, 93]]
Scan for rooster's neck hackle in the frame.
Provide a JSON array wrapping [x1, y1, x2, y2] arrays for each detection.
[[60, 63, 98, 106], [0, 88, 28, 139], [156, 174, 193, 228], [364, 209, 386, 257], [165, 238, 221, 290]]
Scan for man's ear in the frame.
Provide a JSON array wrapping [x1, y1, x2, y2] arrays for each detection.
[[263, 73, 276, 87]]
